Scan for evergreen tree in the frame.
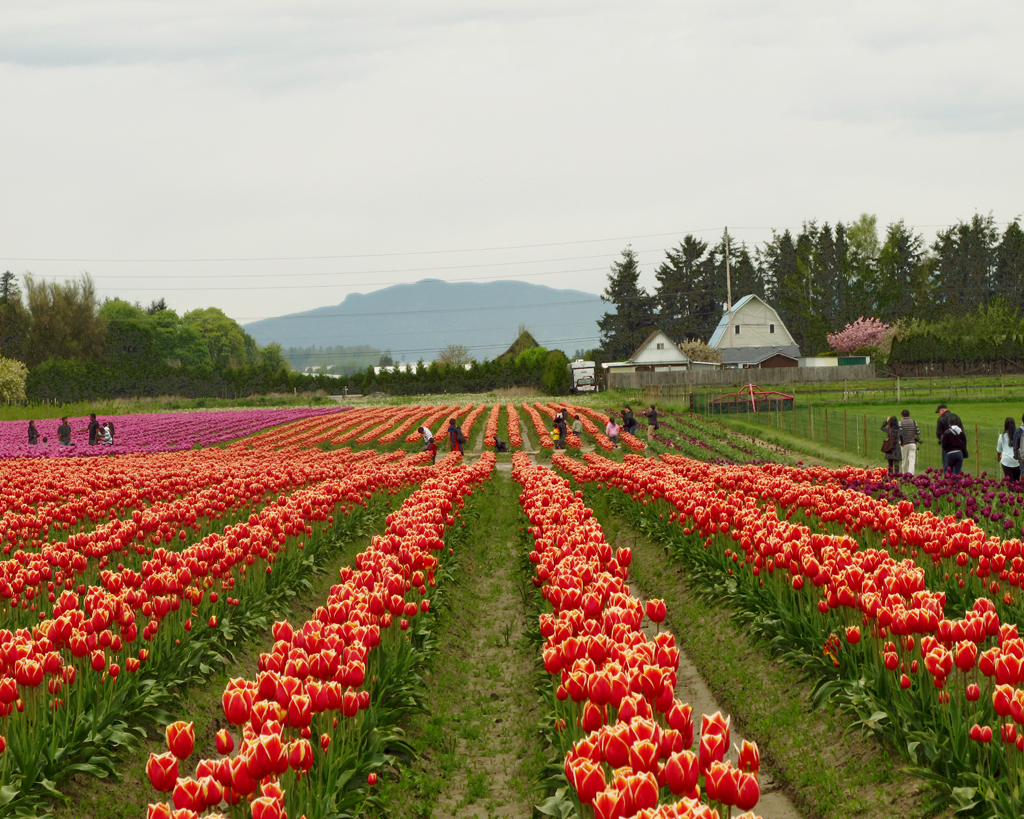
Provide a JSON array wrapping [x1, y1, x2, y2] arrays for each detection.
[[598, 246, 655, 360], [995, 220, 1024, 305], [845, 214, 881, 317], [0, 272, 20, 306], [932, 213, 999, 313], [0, 272, 26, 360], [876, 221, 926, 323], [653, 236, 714, 341]]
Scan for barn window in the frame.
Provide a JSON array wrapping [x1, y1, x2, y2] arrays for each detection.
[[656, 342, 664, 350], [770, 324, 775, 333], [735, 325, 740, 334]]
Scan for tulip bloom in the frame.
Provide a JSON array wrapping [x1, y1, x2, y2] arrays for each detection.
[[664, 750, 699, 795], [165, 721, 195, 760], [215, 728, 234, 755], [645, 599, 667, 624], [146, 752, 179, 792]]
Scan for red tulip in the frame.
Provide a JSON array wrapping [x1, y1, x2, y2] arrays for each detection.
[[735, 771, 761, 811], [664, 750, 699, 795], [645, 599, 666, 624], [215, 728, 234, 755], [367, 772, 378, 785], [289, 738, 314, 774], [845, 625, 861, 644], [146, 752, 179, 792], [591, 788, 622, 819], [222, 687, 252, 725], [994, 684, 1014, 717], [953, 640, 977, 673], [147, 804, 172, 819], [165, 721, 195, 760], [705, 760, 738, 806], [737, 739, 760, 774], [171, 778, 203, 811], [626, 771, 658, 812], [251, 796, 286, 819], [699, 731, 727, 775]]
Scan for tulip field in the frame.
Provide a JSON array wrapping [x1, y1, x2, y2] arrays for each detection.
[[5, 398, 1024, 818]]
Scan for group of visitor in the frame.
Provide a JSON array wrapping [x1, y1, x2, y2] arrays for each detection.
[[881, 403, 1003, 478], [27, 413, 114, 447], [605, 404, 659, 448]]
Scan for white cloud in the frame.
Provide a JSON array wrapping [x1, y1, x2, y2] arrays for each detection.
[[0, 1, 1021, 340]]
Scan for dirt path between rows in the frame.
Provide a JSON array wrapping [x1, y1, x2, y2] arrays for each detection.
[[379, 471, 543, 819]]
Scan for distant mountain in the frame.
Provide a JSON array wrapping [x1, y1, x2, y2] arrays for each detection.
[[244, 279, 605, 363]]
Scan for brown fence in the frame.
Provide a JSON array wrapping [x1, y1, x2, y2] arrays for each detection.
[[607, 363, 875, 390]]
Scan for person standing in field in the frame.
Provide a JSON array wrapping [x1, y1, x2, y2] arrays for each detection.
[[28, 420, 39, 445], [426, 437, 438, 464], [87, 413, 100, 445], [446, 418, 458, 451], [997, 417, 1021, 481], [418, 426, 434, 451], [643, 405, 659, 442], [572, 414, 583, 438], [555, 411, 568, 449], [58, 417, 72, 446], [622, 406, 637, 436], [936, 404, 963, 472], [881, 416, 903, 474], [941, 417, 968, 474], [898, 410, 920, 475], [606, 415, 620, 447]]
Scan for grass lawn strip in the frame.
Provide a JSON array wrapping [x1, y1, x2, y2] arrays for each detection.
[[373, 470, 544, 818], [583, 486, 939, 819]]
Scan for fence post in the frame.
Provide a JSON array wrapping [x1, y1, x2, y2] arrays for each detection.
[[976, 423, 980, 478], [825, 409, 829, 445], [809, 406, 813, 441], [844, 410, 847, 452], [863, 414, 867, 461]]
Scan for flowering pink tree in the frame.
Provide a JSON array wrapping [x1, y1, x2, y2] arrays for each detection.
[[827, 317, 893, 355]]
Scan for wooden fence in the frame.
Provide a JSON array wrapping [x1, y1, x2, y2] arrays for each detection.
[[607, 363, 875, 390]]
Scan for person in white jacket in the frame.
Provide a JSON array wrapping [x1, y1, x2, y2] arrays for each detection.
[[997, 417, 1021, 482]]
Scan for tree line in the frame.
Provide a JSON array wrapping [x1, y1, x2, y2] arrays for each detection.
[[597, 213, 1024, 361], [0, 273, 338, 402]]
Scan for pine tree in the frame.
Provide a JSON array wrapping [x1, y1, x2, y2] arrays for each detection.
[[876, 221, 927, 323], [931, 213, 999, 313], [653, 236, 712, 341], [598, 247, 655, 360], [995, 220, 1024, 305]]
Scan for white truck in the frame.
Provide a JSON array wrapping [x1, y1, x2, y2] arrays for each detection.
[[568, 360, 597, 393]]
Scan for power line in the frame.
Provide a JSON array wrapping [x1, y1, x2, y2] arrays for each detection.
[[0, 229, 723, 263]]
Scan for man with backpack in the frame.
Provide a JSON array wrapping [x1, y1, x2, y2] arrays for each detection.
[[898, 410, 920, 475], [936, 404, 965, 472]]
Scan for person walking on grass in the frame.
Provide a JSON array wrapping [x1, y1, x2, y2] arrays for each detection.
[[936, 404, 963, 472], [881, 416, 903, 475], [998, 417, 1021, 482], [572, 414, 583, 439], [898, 410, 920, 476]]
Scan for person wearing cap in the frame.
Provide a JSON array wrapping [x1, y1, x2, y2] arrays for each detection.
[[936, 404, 963, 471], [898, 410, 920, 475]]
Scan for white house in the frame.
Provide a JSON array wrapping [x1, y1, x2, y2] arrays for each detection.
[[603, 329, 719, 377], [708, 295, 801, 368]]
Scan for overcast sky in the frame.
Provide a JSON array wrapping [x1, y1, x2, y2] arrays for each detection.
[[1, 1, 1021, 343]]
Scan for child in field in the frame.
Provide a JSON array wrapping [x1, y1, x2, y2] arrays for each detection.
[[426, 438, 438, 464], [605, 416, 619, 447], [551, 426, 561, 447]]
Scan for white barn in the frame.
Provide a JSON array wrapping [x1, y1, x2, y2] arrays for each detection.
[[708, 295, 800, 368]]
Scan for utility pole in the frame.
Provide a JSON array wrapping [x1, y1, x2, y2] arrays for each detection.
[[725, 227, 733, 348]]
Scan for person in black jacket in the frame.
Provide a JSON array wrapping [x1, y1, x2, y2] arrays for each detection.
[[643, 405, 659, 441], [555, 412, 568, 449], [936, 404, 963, 471], [941, 417, 968, 474], [881, 416, 903, 474], [622, 406, 638, 436], [28, 421, 38, 445]]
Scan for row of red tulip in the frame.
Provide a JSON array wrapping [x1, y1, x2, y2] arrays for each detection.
[[484, 404, 501, 447], [0, 448, 440, 810], [146, 452, 496, 819], [403, 404, 468, 444], [505, 404, 523, 448], [520, 403, 556, 449], [0, 446, 406, 630], [513, 452, 763, 819], [566, 452, 1024, 813], [360, 406, 426, 445], [458, 404, 487, 445]]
